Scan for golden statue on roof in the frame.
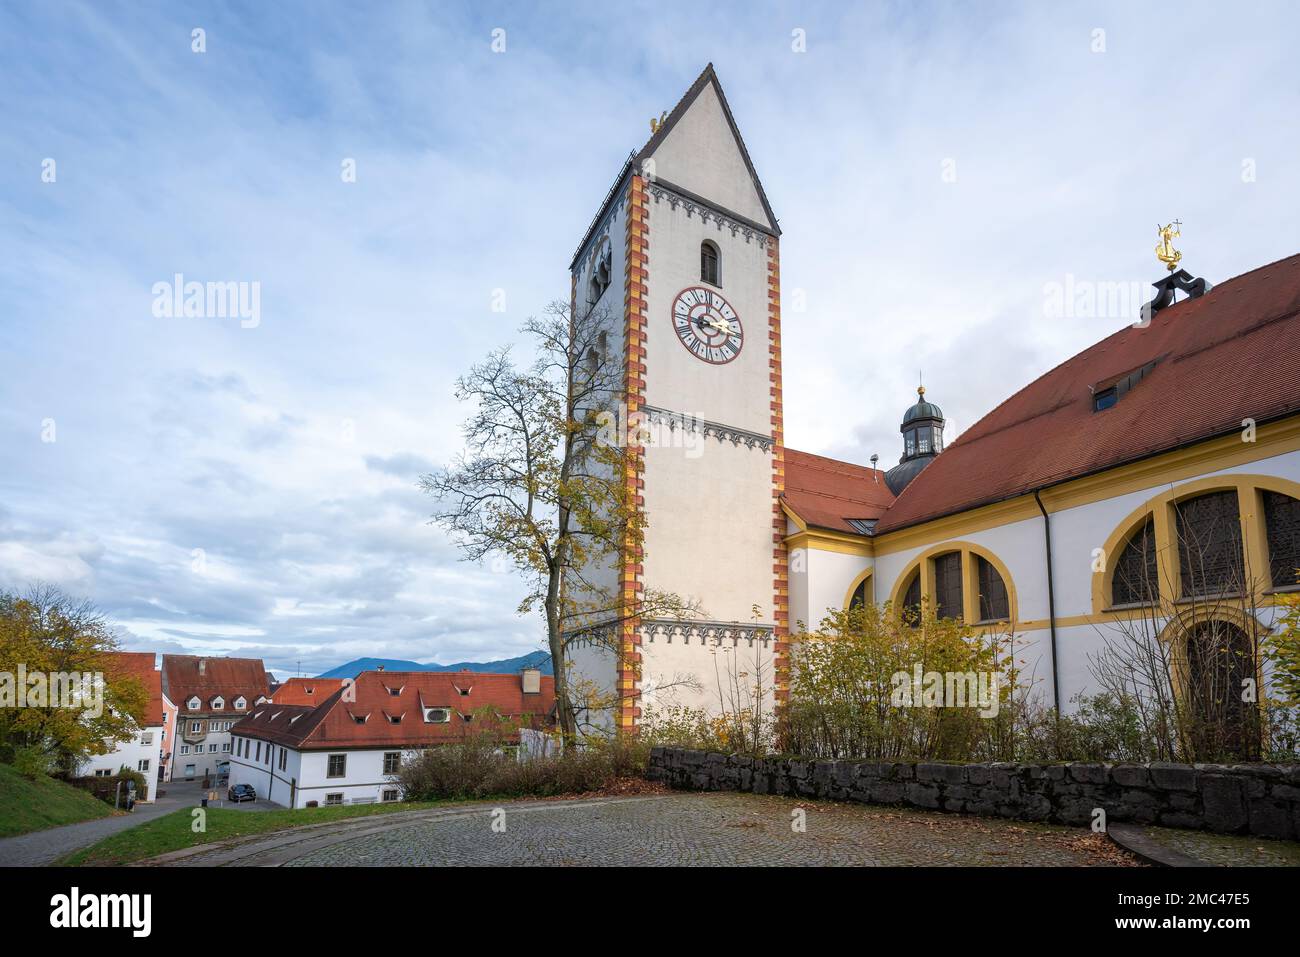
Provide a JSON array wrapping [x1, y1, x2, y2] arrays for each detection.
[[1155, 221, 1183, 272], [649, 110, 667, 135]]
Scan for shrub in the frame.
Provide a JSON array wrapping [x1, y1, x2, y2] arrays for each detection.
[[396, 732, 648, 802], [67, 767, 149, 806], [781, 598, 1016, 760]]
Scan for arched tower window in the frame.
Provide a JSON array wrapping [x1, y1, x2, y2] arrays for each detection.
[[976, 556, 1009, 621], [848, 578, 868, 609], [933, 551, 963, 620], [589, 242, 612, 303], [1175, 491, 1243, 598], [700, 241, 720, 286], [1111, 517, 1159, 606], [1263, 491, 1300, 588]]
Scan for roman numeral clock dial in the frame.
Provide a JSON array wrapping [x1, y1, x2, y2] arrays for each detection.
[[671, 287, 743, 364]]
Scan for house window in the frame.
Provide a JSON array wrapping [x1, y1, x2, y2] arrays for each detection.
[[279, 749, 287, 771], [140, 732, 153, 746], [138, 759, 150, 773], [327, 754, 347, 778], [325, 793, 344, 806], [94, 768, 111, 777], [383, 752, 401, 774], [976, 556, 1009, 621], [1176, 491, 1243, 597], [382, 788, 399, 803], [209, 744, 217, 753], [1112, 517, 1159, 606], [933, 552, 963, 620], [255, 742, 261, 762], [1263, 491, 1300, 588], [700, 241, 720, 286]]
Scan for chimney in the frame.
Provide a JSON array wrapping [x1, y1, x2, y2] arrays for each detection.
[[198, 658, 206, 676], [521, 668, 541, 695], [377, 664, 385, 672]]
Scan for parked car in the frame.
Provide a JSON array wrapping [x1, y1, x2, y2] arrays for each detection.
[[227, 783, 256, 803]]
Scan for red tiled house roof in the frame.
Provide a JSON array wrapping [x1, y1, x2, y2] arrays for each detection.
[[875, 254, 1300, 532], [104, 651, 163, 726], [232, 670, 557, 751], [782, 448, 895, 533], [162, 655, 269, 715], [269, 677, 347, 706]]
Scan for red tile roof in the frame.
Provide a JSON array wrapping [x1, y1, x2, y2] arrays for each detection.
[[162, 655, 270, 715], [783, 448, 895, 533], [269, 677, 347, 706], [875, 254, 1300, 532], [232, 670, 556, 750], [104, 652, 163, 726]]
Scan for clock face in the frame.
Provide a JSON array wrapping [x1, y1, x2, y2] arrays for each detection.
[[671, 287, 743, 364]]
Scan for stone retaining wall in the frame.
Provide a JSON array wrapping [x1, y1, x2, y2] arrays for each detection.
[[646, 747, 1300, 839]]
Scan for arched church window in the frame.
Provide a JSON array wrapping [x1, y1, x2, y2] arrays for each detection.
[[1175, 491, 1243, 598], [933, 551, 963, 620], [700, 241, 720, 286], [901, 571, 921, 622], [976, 556, 1009, 622], [1111, 517, 1159, 606], [1264, 491, 1300, 588], [848, 578, 868, 609]]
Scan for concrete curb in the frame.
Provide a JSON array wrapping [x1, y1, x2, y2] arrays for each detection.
[[1107, 823, 1207, 867]]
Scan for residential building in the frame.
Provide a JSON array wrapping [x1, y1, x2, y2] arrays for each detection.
[[268, 677, 346, 706], [162, 655, 270, 782], [77, 651, 166, 802], [229, 668, 555, 808]]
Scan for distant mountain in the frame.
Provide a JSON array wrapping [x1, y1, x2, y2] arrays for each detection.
[[316, 650, 553, 680]]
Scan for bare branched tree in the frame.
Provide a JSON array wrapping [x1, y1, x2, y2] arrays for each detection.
[[422, 300, 694, 739]]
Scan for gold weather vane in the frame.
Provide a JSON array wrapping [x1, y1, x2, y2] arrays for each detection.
[[1155, 221, 1183, 272], [649, 110, 668, 135]]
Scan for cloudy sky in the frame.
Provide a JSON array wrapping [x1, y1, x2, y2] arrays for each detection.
[[2, 1, 1297, 678]]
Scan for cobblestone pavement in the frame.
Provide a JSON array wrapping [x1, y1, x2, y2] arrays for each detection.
[[1139, 826, 1300, 867], [272, 792, 1134, 867]]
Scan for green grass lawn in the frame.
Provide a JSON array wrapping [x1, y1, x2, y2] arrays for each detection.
[[0, 762, 117, 838], [58, 799, 448, 866]]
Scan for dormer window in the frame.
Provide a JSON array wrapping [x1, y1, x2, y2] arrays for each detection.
[[187, 696, 200, 711], [350, 711, 370, 724], [700, 241, 720, 286], [386, 713, 404, 724], [233, 697, 247, 710], [211, 696, 224, 710], [423, 707, 451, 724], [1093, 387, 1118, 411]]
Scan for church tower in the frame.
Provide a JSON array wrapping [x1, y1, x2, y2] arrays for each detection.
[[567, 65, 785, 729]]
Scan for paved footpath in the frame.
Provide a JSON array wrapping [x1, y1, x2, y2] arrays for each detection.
[[144, 792, 1137, 867], [0, 793, 184, 867]]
